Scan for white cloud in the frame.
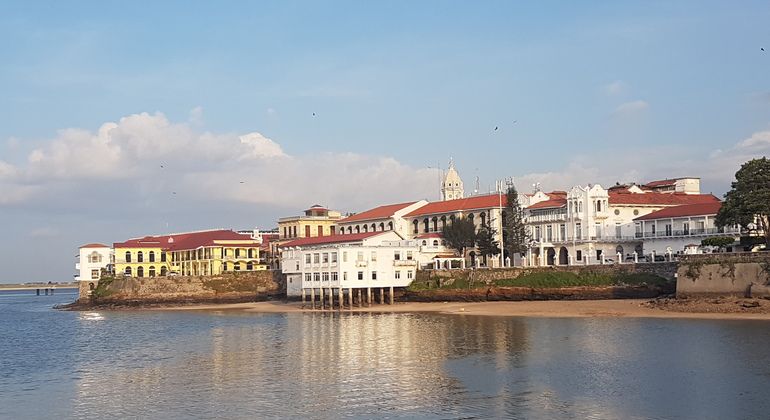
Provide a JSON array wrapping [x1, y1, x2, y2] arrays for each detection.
[[0, 160, 17, 179], [266, 107, 277, 116], [188, 106, 204, 125], [612, 100, 649, 116], [602, 80, 626, 96], [238, 132, 286, 159], [736, 130, 770, 151]]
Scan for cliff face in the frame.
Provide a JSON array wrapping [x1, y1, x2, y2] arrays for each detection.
[[73, 271, 284, 308]]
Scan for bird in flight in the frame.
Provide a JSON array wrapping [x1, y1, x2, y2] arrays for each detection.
[[239, 181, 245, 184], [513, 120, 518, 124], [762, 47, 766, 51], [172, 192, 177, 195], [312, 112, 316, 117], [494, 126, 498, 131], [160, 164, 164, 168]]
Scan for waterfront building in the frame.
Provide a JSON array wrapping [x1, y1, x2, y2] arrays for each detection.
[[75, 243, 113, 282], [524, 182, 721, 266], [114, 229, 264, 278], [634, 202, 742, 256], [336, 200, 428, 237], [279, 231, 432, 299], [277, 205, 342, 241]]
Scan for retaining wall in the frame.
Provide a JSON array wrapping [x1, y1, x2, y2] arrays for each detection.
[[677, 253, 770, 297]]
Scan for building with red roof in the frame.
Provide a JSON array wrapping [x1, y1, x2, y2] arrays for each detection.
[[113, 229, 264, 278], [337, 200, 428, 238], [75, 243, 113, 283]]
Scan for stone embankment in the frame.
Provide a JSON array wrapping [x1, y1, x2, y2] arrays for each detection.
[[677, 253, 770, 298], [404, 284, 672, 302], [63, 271, 285, 310]]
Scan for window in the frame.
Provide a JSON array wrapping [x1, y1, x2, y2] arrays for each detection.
[[616, 223, 622, 238], [305, 254, 311, 264], [149, 266, 156, 277], [343, 251, 348, 262], [323, 272, 329, 282], [371, 251, 377, 261], [357, 271, 364, 280], [395, 270, 401, 279], [633, 209, 639, 216], [546, 225, 553, 242], [433, 240, 439, 246], [652, 224, 657, 234], [247, 262, 253, 270], [313, 253, 320, 264], [160, 266, 167, 276], [149, 251, 156, 262], [305, 273, 312, 282], [407, 270, 413, 279], [235, 249, 241, 258], [223, 262, 228, 271], [318, 225, 323, 237], [343, 272, 348, 281], [576, 250, 583, 261], [683, 222, 690, 235], [559, 224, 566, 240], [124, 267, 132, 276], [161, 253, 166, 262], [137, 266, 144, 277], [413, 220, 419, 234], [331, 252, 337, 263], [357, 251, 364, 261], [535, 226, 541, 241], [406, 251, 413, 260], [314, 273, 320, 281], [596, 200, 602, 212], [394, 251, 401, 260], [234, 263, 241, 271], [372, 271, 377, 280], [332, 272, 339, 281], [665, 224, 672, 236], [614, 209, 620, 216], [422, 240, 427, 246], [137, 251, 144, 263], [91, 269, 99, 279], [323, 253, 329, 263], [595, 223, 603, 238]]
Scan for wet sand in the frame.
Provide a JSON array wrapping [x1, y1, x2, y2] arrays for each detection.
[[157, 299, 770, 320]]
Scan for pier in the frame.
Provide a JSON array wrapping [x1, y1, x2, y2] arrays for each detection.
[[301, 287, 396, 310]]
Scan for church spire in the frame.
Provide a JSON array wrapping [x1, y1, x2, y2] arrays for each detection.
[[441, 159, 464, 201]]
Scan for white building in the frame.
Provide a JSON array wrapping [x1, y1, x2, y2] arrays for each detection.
[[441, 159, 464, 200], [337, 200, 428, 237], [634, 202, 742, 256], [524, 182, 722, 265], [75, 243, 113, 282], [279, 231, 431, 298]]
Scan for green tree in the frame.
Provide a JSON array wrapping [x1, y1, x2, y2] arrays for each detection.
[[503, 185, 530, 262], [701, 236, 736, 251], [716, 157, 770, 246], [442, 217, 477, 261], [476, 226, 500, 264]]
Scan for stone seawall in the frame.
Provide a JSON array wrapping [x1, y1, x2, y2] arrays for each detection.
[[414, 262, 678, 288], [677, 253, 770, 298], [404, 285, 670, 302], [73, 271, 285, 308]]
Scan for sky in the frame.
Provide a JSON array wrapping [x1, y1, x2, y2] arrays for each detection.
[[1, 1, 769, 283]]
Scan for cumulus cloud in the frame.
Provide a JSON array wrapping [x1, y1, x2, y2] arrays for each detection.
[[602, 80, 626, 96], [1, 112, 435, 214], [188, 106, 204, 125], [612, 100, 649, 116]]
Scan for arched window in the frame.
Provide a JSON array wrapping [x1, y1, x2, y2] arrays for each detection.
[[235, 248, 241, 258], [149, 266, 156, 277], [363, 224, 368, 233], [234, 263, 241, 271], [247, 262, 253, 270], [423, 218, 429, 233], [432, 217, 438, 232], [371, 223, 376, 232], [480, 212, 486, 227], [355, 225, 360, 233], [449, 214, 456, 223], [379, 222, 385, 231], [433, 240, 439, 246], [124, 267, 132, 276], [440, 216, 447, 230], [160, 266, 167, 276], [413, 220, 419, 234], [422, 240, 427, 246], [137, 251, 144, 263], [597, 200, 602, 212], [388, 221, 393, 230], [137, 266, 144, 277], [125, 251, 132, 263], [149, 251, 155, 262], [248, 249, 255, 258], [223, 262, 228, 271], [467, 213, 475, 227]]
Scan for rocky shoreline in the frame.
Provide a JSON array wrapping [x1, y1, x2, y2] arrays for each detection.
[[643, 296, 770, 314]]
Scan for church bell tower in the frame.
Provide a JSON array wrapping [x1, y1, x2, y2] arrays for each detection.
[[441, 158, 464, 201]]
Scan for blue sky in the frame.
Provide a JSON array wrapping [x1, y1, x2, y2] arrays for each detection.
[[1, 1, 769, 282]]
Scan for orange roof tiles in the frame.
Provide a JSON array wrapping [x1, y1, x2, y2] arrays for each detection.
[[279, 231, 384, 248], [634, 202, 722, 221], [405, 194, 507, 217], [609, 192, 719, 206], [114, 230, 256, 251], [79, 243, 109, 248], [527, 197, 567, 210], [340, 201, 418, 223]]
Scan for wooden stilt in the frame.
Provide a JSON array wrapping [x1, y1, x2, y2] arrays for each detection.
[[310, 288, 315, 310], [357, 289, 363, 308], [367, 287, 372, 307], [338, 288, 343, 311], [301, 289, 306, 309], [389, 286, 394, 305]]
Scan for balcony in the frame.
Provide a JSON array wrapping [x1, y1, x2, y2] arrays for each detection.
[[634, 227, 742, 239], [355, 261, 368, 267], [394, 260, 418, 267]]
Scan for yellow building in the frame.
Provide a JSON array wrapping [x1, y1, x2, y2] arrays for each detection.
[[277, 205, 342, 241], [114, 229, 265, 278]]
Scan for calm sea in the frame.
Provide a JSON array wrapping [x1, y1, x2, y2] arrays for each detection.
[[2, 290, 770, 419]]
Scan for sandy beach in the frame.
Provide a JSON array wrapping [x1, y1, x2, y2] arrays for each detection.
[[156, 299, 770, 320]]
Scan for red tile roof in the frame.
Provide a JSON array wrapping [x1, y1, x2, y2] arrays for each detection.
[[527, 197, 567, 210], [634, 202, 722, 221], [279, 231, 386, 248], [79, 243, 109, 248], [643, 179, 678, 188], [609, 192, 719, 206], [114, 230, 257, 251], [405, 194, 507, 217], [340, 201, 418, 223]]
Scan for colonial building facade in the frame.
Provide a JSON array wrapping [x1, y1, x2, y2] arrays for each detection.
[[75, 243, 113, 282]]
